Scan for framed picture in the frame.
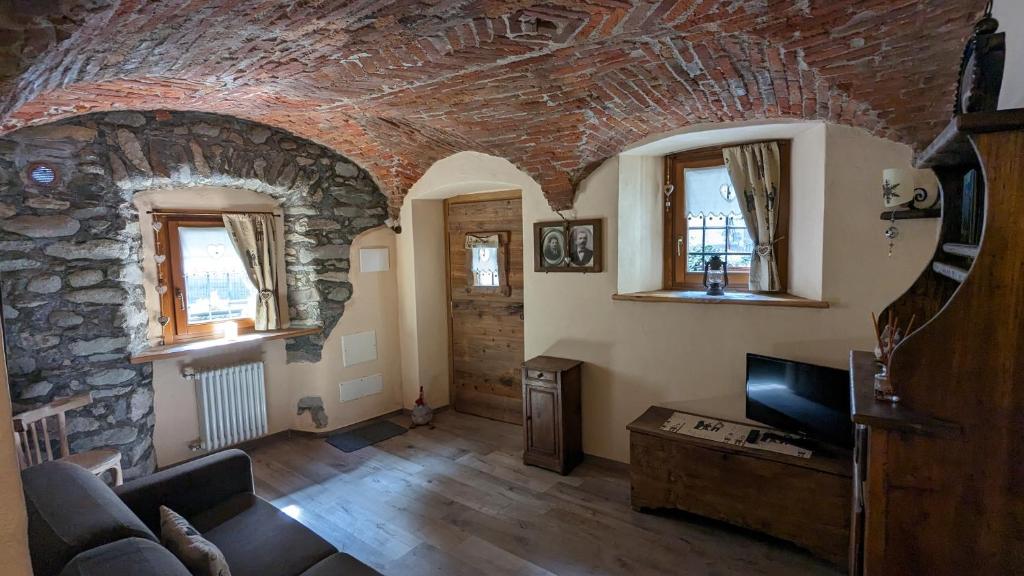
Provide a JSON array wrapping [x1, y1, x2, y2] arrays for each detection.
[[533, 218, 602, 273]]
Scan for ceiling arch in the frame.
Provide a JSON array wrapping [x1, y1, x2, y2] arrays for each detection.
[[0, 0, 989, 211]]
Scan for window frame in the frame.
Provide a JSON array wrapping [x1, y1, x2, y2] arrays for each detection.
[[663, 142, 790, 292], [154, 214, 256, 344]]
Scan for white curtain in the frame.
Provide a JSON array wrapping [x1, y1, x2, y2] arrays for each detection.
[[222, 213, 280, 330], [723, 141, 782, 292]]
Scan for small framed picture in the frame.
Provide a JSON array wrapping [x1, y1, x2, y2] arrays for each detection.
[[533, 218, 602, 273], [535, 223, 567, 271]]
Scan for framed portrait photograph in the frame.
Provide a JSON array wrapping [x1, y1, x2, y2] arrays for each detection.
[[533, 218, 602, 273]]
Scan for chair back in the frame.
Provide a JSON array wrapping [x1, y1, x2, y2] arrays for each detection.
[[13, 392, 93, 469]]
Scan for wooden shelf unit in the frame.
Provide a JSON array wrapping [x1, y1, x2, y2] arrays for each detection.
[[850, 109, 1024, 575]]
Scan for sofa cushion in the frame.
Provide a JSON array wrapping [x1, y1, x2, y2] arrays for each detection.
[[189, 493, 335, 576], [301, 553, 382, 576], [23, 460, 157, 576], [58, 538, 190, 576], [160, 506, 232, 576]]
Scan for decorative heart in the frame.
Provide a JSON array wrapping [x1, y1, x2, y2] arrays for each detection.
[[156, 283, 168, 295], [152, 221, 163, 232], [154, 254, 166, 265], [206, 243, 226, 258], [663, 184, 675, 198], [755, 244, 772, 257]]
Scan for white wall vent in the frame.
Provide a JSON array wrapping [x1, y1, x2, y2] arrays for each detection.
[[339, 373, 384, 403], [342, 330, 377, 367], [359, 247, 390, 272]]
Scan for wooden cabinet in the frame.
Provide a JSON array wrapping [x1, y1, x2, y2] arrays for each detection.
[[849, 110, 1024, 574], [628, 405, 852, 566], [521, 356, 582, 475]]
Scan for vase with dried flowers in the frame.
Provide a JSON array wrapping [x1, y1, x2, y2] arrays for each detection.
[[871, 311, 916, 403]]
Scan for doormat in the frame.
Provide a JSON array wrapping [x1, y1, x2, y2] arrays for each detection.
[[326, 420, 407, 453]]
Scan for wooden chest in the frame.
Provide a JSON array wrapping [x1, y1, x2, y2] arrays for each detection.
[[628, 405, 852, 566]]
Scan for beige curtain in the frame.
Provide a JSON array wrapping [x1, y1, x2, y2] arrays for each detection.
[[222, 213, 280, 330], [723, 141, 782, 292]]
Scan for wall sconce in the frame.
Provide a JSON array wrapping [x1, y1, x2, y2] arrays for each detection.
[[881, 168, 939, 210]]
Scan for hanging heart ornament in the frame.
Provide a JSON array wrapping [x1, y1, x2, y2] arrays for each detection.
[[154, 254, 166, 265], [156, 283, 168, 295], [756, 243, 773, 257], [663, 184, 675, 198], [152, 221, 163, 232]]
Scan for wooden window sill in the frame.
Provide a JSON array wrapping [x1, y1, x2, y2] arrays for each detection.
[[130, 327, 321, 364], [612, 290, 829, 309]]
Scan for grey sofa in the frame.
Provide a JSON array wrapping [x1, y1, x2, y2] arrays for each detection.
[[22, 449, 379, 576]]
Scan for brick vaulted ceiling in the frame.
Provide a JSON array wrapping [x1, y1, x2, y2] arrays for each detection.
[[0, 1, 988, 211]]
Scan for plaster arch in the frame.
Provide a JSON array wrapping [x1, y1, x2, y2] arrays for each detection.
[[396, 151, 550, 410]]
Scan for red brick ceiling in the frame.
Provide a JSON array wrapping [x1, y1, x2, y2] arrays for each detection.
[[0, 1, 987, 211]]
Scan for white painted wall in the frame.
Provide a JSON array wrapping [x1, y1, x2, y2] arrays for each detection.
[[150, 227, 403, 466], [996, 0, 1024, 109], [616, 155, 663, 294], [396, 200, 450, 410], [402, 124, 939, 463]]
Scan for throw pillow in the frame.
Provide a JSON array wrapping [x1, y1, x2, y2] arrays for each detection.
[[159, 506, 232, 576]]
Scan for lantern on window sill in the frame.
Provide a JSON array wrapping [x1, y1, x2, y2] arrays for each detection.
[[703, 255, 728, 296]]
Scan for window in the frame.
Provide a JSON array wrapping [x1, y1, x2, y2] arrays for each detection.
[[463, 231, 510, 296], [154, 214, 257, 342], [664, 143, 789, 290]]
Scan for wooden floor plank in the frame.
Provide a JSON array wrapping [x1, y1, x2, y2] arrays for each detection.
[[247, 410, 842, 576]]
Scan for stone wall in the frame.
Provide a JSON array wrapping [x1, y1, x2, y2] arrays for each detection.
[[0, 111, 387, 478]]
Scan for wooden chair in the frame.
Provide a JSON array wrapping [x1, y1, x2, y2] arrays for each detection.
[[13, 392, 124, 486]]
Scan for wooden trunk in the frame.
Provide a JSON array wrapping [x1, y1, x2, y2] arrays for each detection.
[[628, 406, 851, 566], [521, 356, 582, 475]]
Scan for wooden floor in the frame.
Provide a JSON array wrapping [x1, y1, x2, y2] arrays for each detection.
[[248, 411, 842, 576]]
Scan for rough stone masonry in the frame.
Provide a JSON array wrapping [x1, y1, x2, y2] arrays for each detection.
[[0, 110, 387, 478]]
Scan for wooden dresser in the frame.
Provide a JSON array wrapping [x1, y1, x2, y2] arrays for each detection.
[[849, 110, 1024, 574], [521, 356, 582, 475], [628, 400, 852, 566]]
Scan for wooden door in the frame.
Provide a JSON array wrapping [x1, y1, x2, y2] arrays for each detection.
[[445, 192, 524, 423]]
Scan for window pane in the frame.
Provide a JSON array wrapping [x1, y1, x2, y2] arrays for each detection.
[[704, 228, 726, 254], [727, 254, 752, 269], [683, 164, 754, 275], [687, 253, 705, 273], [728, 227, 753, 254], [471, 246, 500, 287], [178, 227, 257, 324], [686, 229, 704, 254]]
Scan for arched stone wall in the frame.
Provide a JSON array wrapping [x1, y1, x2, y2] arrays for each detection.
[[0, 111, 387, 478]]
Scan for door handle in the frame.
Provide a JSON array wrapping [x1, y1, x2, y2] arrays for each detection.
[[676, 236, 684, 257], [175, 288, 185, 311]]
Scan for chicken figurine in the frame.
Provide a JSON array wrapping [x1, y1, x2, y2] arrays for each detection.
[[411, 386, 433, 427]]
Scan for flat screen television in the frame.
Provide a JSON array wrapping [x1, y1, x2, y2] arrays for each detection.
[[745, 353, 853, 449]]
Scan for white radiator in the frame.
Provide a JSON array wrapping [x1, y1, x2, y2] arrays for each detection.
[[192, 362, 268, 451]]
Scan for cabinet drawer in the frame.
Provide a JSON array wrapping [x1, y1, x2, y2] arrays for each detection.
[[525, 368, 556, 382]]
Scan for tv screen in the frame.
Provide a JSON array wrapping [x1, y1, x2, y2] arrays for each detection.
[[745, 353, 853, 449]]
